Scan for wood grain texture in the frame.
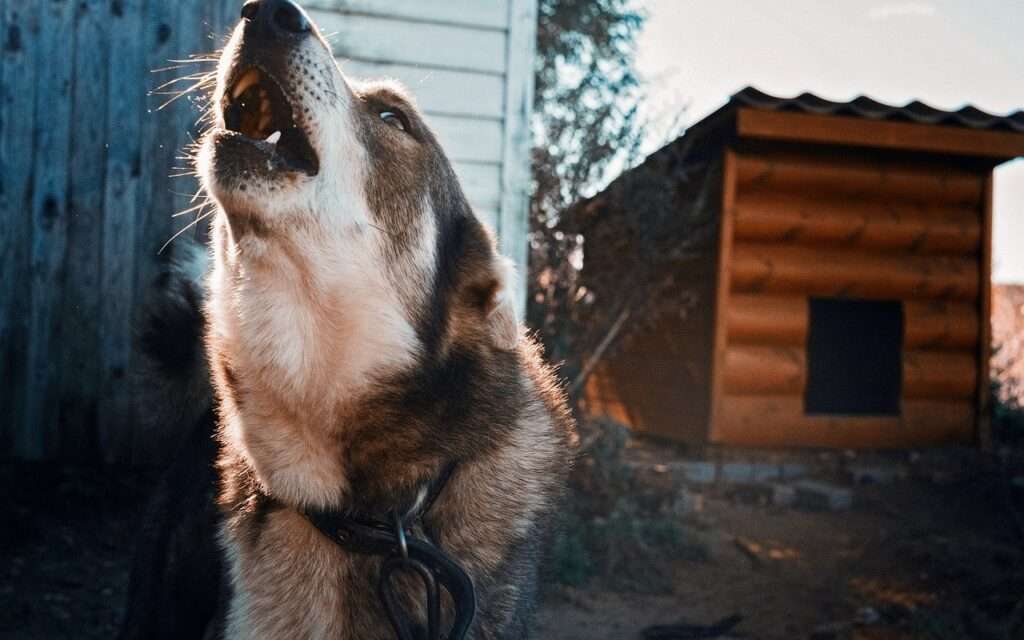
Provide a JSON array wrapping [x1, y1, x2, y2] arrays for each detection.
[[23, 0, 74, 459], [429, 113, 503, 164], [737, 108, 1024, 160], [724, 345, 805, 395], [731, 242, 979, 301], [904, 300, 979, 350], [707, 152, 738, 442], [903, 350, 977, 400], [0, 0, 34, 455], [312, 10, 507, 74], [735, 152, 984, 206], [58, 0, 110, 458], [453, 161, 502, 213], [97, 0, 145, 461], [727, 295, 978, 350], [717, 394, 975, 449], [727, 294, 808, 345], [732, 192, 981, 254], [340, 60, 506, 119], [302, 0, 509, 30]]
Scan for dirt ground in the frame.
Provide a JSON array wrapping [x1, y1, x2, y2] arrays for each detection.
[[538, 469, 1024, 640], [3, 457, 1022, 640]]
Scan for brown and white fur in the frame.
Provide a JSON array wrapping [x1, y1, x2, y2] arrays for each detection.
[[149, 1, 581, 638]]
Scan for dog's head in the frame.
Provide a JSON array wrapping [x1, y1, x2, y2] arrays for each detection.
[[198, 0, 517, 361]]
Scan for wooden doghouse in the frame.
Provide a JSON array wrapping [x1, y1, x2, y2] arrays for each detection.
[[579, 88, 1024, 449]]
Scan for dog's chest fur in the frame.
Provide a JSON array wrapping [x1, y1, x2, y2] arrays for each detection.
[[216, 350, 570, 639], [210, 237, 572, 638]]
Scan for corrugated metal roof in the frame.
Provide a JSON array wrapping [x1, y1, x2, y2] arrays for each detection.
[[730, 86, 1024, 133]]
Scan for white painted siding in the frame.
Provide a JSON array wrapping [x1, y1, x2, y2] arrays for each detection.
[[303, 0, 536, 313]]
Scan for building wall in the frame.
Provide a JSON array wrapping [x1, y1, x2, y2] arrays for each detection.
[[710, 146, 985, 448], [305, 0, 536, 315], [0, 0, 536, 461]]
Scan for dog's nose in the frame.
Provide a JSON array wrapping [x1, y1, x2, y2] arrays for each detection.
[[240, 0, 311, 36]]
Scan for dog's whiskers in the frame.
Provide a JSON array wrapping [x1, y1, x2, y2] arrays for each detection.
[[151, 73, 215, 93], [172, 200, 215, 218], [159, 207, 216, 254]]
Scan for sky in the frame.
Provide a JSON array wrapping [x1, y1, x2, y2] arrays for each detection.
[[635, 0, 1024, 282]]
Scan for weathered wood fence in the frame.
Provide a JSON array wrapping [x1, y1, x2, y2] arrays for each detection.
[[1, 0, 238, 461]]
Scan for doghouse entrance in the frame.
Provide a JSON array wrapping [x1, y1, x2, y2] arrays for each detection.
[[804, 298, 903, 416]]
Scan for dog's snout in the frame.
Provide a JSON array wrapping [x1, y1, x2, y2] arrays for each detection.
[[240, 0, 311, 37]]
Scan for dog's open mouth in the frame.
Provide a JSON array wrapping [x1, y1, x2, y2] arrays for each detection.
[[221, 67, 320, 176]]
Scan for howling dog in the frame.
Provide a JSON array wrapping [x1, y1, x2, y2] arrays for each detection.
[[119, 0, 575, 638]]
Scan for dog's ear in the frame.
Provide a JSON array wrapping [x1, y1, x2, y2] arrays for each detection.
[[484, 256, 519, 351]]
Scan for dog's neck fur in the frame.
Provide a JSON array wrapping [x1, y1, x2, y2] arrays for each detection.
[[208, 211, 427, 510]]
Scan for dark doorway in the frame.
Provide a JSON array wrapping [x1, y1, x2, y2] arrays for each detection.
[[804, 298, 903, 415]]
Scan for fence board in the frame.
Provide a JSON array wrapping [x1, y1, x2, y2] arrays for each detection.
[[22, 0, 74, 459], [97, 0, 145, 460], [58, 0, 109, 457], [0, 0, 24, 454], [134, 0, 184, 313]]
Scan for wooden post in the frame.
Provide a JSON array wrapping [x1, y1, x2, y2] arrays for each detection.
[[499, 0, 538, 319], [978, 173, 994, 450], [708, 151, 737, 441]]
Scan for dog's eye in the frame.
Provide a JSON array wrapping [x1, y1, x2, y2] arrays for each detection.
[[379, 110, 406, 132]]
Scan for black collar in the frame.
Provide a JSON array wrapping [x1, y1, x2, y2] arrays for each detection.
[[297, 460, 475, 640], [300, 460, 458, 555]]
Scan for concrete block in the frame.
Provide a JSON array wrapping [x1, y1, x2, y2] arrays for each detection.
[[794, 480, 853, 512], [781, 463, 809, 480], [772, 484, 797, 507], [672, 489, 704, 516], [751, 463, 782, 482], [672, 461, 716, 485], [848, 464, 907, 485], [721, 462, 755, 483]]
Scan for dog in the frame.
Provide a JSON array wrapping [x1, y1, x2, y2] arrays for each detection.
[[120, 1, 575, 638]]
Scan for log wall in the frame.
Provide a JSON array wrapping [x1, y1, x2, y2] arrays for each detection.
[[712, 150, 987, 448]]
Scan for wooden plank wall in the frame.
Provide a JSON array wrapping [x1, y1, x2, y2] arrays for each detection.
[[711, 149, 987, 448], [305, 0, 539, 315], [1, 0, 238, 461]]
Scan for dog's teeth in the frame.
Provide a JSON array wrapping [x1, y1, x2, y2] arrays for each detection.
[[265, 131, 281, 145], [231, 69, 260, 99]]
